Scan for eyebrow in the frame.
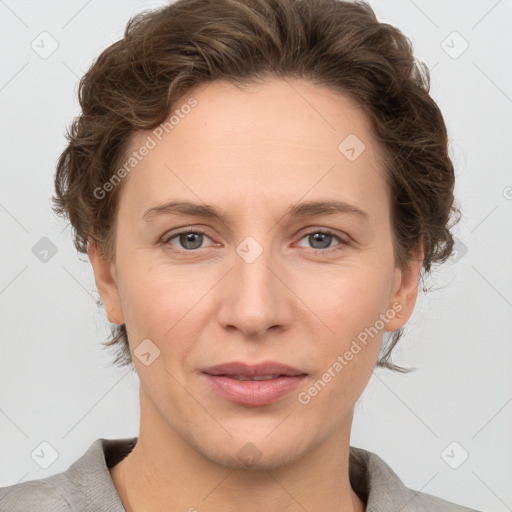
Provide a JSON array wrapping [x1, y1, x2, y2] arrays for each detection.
[[143, 199, 369, 222]]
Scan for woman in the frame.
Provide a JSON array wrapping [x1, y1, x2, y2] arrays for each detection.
[[0, 0, 481, 510]]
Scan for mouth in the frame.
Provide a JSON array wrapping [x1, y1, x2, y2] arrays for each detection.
[[201, 361, 308, 407], [219, 374, 284, 381]]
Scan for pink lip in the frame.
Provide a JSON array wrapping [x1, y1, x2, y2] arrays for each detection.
[[201, 361, 308, 407]]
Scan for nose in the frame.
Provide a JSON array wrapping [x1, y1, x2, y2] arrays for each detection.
[[216, 238, 295, 340]]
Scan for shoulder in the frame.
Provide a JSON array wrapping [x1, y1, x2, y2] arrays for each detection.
[[0, 473, 72, 512], [0, 437, 136, 512], [349, 445, 482, 511]]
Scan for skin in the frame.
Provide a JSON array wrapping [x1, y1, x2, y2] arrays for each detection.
[[89, 78, 423, 511]]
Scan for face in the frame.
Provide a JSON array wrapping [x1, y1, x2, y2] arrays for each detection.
[[90, 78, 422, 470]]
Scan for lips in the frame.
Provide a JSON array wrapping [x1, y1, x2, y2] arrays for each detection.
[[203, 361, 306, 378], [201, 361, 307, 407]]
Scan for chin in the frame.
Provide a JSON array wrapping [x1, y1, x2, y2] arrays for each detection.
[[204, 443, 306, 472], [189, 427, 314, 472]]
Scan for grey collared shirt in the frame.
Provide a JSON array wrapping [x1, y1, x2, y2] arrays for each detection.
[[0, 438, 481, 511]]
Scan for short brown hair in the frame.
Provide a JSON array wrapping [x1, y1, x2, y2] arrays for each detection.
[[52, 0, 460, 372]]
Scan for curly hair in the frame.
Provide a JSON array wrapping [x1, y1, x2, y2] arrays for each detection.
[[52, 0, 460, 372]]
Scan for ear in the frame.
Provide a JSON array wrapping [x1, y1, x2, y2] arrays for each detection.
[[87, 238, 125, 325], [385, 239, 424, 332]]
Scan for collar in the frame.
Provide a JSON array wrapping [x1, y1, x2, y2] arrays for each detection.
[[59, 437, 475, 511]]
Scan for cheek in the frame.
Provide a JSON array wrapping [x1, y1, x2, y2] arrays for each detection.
[[116, 260, 214, 356], [297, 260, 395, 384], [301, 261, 395, 337], [299, 270, 389, 412]]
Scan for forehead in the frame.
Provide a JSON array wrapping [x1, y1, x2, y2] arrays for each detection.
[[160, 78, 375, 154], [119, 78, 388, 220]]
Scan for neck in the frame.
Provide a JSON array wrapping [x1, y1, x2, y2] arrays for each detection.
[[110, 389, 365, 512]]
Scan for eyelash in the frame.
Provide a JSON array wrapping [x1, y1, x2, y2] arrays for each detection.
[[161, 227, 348, 254]]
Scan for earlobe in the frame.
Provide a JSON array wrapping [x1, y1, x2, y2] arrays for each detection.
[[385, 241, 424, 332], [87, 238, 125, 325]]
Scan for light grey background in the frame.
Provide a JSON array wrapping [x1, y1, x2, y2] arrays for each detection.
[[1, 1, 511, 510]]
